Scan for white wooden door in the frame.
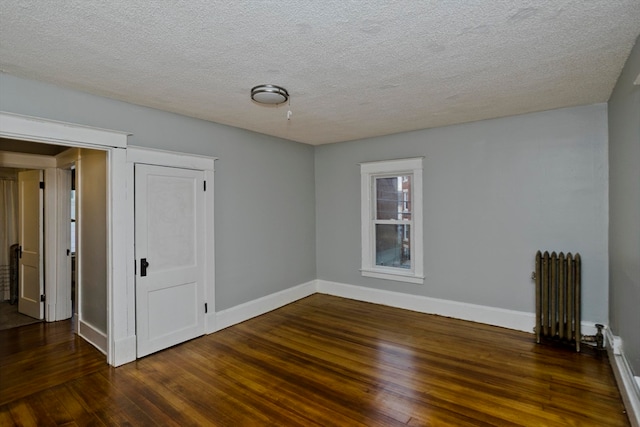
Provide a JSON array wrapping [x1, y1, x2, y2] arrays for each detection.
[[135, 164, 206, 357], [18, 170, 44, 319]]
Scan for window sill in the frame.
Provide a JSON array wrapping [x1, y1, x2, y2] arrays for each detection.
[[361, 269, 424, 285]]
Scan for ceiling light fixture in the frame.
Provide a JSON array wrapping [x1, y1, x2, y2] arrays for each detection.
[[251, 84, 289, 105]]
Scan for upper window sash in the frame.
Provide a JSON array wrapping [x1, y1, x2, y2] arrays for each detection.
[[373, 174, 412, 222]]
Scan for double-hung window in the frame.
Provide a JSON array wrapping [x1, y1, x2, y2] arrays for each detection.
[[360, 157, 424, 284]]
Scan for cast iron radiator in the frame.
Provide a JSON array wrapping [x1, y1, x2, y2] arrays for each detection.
[[534, 251, 581, 352]]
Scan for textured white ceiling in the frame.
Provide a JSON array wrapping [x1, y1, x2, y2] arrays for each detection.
[[1, 1, 639, 145]]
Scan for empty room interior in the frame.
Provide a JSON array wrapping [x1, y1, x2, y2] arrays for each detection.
[[0, 2, 639, 425]]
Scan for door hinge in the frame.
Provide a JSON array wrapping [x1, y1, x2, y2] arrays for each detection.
[[204, 181, 207, 191], [18, 246, 22, 258], [67, 249, 70, 256], [39, 181, 45, 190], [205, 303, 208, 314], [134, 260, 137, 275], [40, 294, 45, 302]]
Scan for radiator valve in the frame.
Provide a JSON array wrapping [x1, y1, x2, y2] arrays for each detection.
[[582, 324, 605, 350], [595, 324, 604, 350]]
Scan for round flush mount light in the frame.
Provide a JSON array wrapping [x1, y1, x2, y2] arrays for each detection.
[[251, 84, 289, 105]]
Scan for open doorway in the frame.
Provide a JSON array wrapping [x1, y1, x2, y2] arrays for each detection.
[[0, 112, 131, 366], [0, 140, 106, 340]]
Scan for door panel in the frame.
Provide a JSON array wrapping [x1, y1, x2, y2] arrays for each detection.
[[135, 164, 205, 357], [18, 170, 44, 319]]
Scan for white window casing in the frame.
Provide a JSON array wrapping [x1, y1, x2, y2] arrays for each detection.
[[360, 157, 424, 284]]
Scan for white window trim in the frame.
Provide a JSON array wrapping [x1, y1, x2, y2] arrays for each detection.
[[360, 157, 424, 285]]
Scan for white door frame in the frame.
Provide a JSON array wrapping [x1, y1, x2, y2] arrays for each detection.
[[55, 150, 79, 322], [127, 147, 217, 336], [0, 111, 133, 366]]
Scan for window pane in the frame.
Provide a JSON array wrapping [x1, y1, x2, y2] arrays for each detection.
[[375, 224, 411, 269], [376, 175, 411, 220]]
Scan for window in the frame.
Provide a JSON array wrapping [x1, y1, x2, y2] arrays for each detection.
[[360, 157, 424, 284]]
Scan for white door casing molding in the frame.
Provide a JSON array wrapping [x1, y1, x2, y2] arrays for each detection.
[[127, 146, 217, 337], [0, 112, 128, 148], [0, 111, 131, 366], [55, 168, 72, 321], [54, 148, 79, 323]]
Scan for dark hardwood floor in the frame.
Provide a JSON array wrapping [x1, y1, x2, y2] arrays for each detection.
[[0, 294, 630, 426], [0, 301, 43, 331]]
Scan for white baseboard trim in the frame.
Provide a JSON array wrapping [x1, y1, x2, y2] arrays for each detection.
[[316, 279, 606, 338], [215, 280, 316, 331], [213, 279, 605, 341], [78, 319, 108, 356], [111, 335, 137, 367], [316, 279, 536, 332], [606, 328, 640, 427]]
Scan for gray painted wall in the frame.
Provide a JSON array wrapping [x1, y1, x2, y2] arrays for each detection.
[[0, 72, 615, 333], [315, 104, 609, 324], [0, 73, 317, 312], [608, 36, 640, 375], [78, 149, 107, 331]]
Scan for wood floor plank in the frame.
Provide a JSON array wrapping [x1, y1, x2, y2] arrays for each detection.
[[0, 294, 631, 425], [65, 371, 155, 426], [32, 388, 75, 426], [0, 321, 106, 406], [182, 338, 390, 426], [154, 343, 332, 426], [6, 399, 43, 427], [239, 308, 557, 424], [248, 328, 552, 422], [0, 407, 15, 426], [97, 368, 186, 427], [54, 383, 107, 426]]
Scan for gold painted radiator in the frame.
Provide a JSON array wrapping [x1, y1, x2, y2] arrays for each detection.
[[534, 251, 581, 352]]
